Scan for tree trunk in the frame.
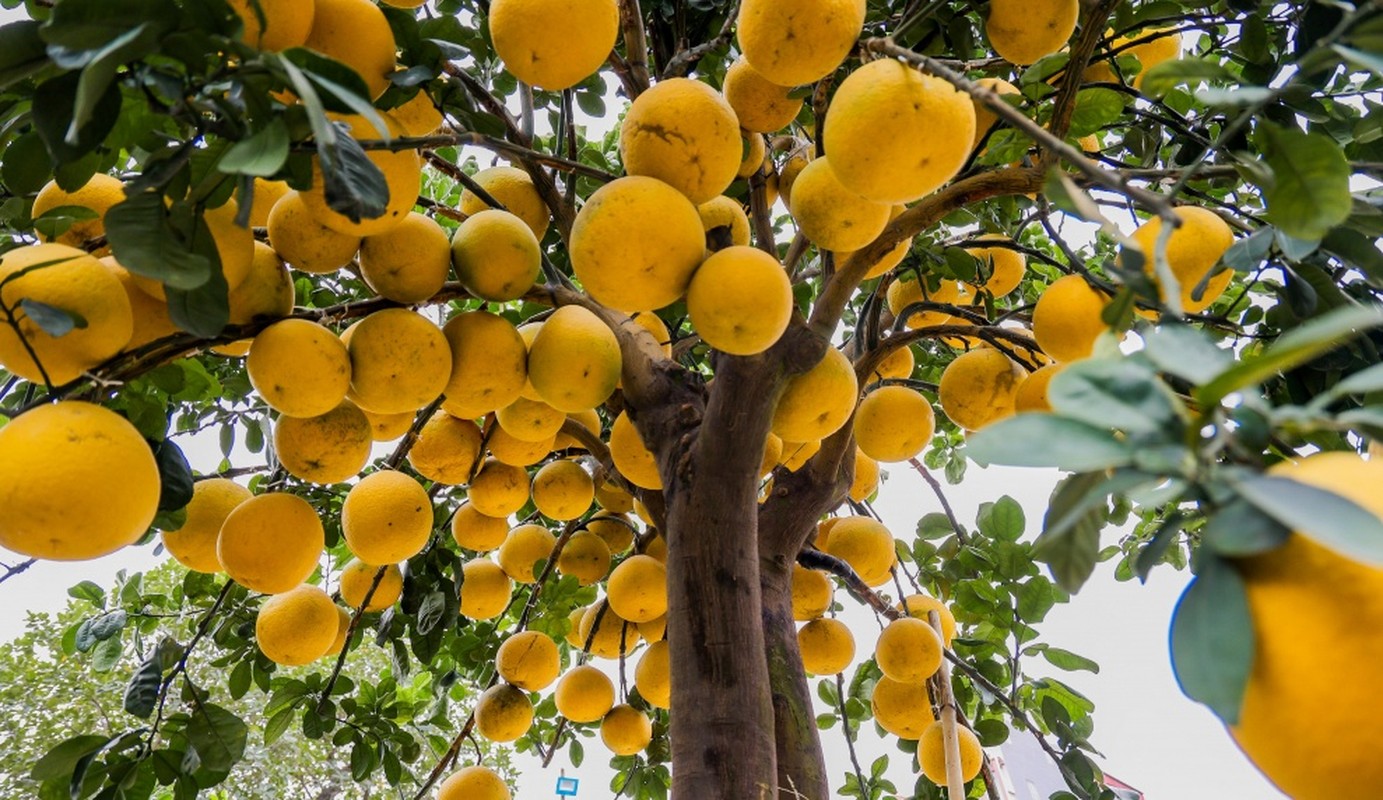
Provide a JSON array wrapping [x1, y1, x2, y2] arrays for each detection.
[[762, 553, 830, 800]]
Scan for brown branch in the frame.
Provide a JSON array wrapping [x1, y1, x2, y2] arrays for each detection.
[[908, 459, 969, 545], [660, 0, 740, 78], [383, 397, 444, 470], [0, 558, 37, 588], [1044, 0, 1123, 149], [316, 565, 389, 712], [619, 0, 652, 94]]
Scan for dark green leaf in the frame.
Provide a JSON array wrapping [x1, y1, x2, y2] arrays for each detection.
[[122, 655, 162, 718], [1141, 323, 1232, 384], [1138, 58, 1235, 98], [31, 70, 123, 164], [0, 21, 49, 90], [263, 707, 295, 746], [1047, 358, 1182, 435], [1201, 499, 1290, 557], [67, 581, 106, 607], [185, 703, 248, 772], [1231, 474, 1383, 566], [1038, 646, 1099, 673], [1134, 512, 1184, 581], [105, 191, 213, 291], [977, 496, 1024, 541], [62, 23, 160, 142], [151, 438, 194, 512], [416, 590, 446, 635], [1322, 227, 1383, 288], [1170, 555, 1253, 723], [1, 132, 52, 195], [40, 0, 177, 50], [91, 634, 123, 671], [1220, 226, 1273, 273], [19, 298, 88, 338], [31, 204, 101, 240], [1068, 88, 1125, 136], [280, 47, 386, 130], [966, 414, 1135, 472], [1258, 124, 1352, 242], [1035, 473, 1110, 593], [30, 734, 111, 781], [219, 118, 290, 177]]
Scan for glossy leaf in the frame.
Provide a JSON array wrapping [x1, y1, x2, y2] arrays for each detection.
[[1170, 555, 1254, 724]]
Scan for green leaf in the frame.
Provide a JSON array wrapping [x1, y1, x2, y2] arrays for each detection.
[[164, 207, 231, 337], [1322, 227, 1383, 288], [1258, 124, 1352, 242], [1047, 358, 1182, 436], [0, 20, 48, 90], [973, 718, 1009, 746], [31, 70, 123, 164], [40, 0, 176, 50], [1230, 474, 1383, 567], [1169, 555, 1254, 724], [1, 132, 52, 196], [19, 298, 88, 338], [1201, 499, 1290, 557], [1138, 58, 1235, 98], [185, 703, 248, 772], [1141, 323, 1232, 384], [67, 581, 106, 607], [1035, 473, 1109, 593], [122, 655, 162, 719], [105, 191, 213, 291], [280, 47, 387, 132], [219, 118, 290, 177], [1332, 44, 1383, 78], [151, 438, 194, 512], [91, 633, 123, 671], [1067, 88, 1125, 137], [263, 707, 295, 746], [31, 735, 112, 781], [1220, 226, 1274, 273], [977, 496, 1024, 541], [31, 204, 101, 240], [966, 414, 1135, 472], [61, 23, 160, 142], [1038, 646, 1100, 673]]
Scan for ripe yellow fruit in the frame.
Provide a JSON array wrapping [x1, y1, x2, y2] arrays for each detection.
[[760, 433, 784, 477], [341, 471, 433, 564], [777, 143, 813, 208], [737, 0, 866, 86], [798, 617, 856, 675], [130, 201, 255, 300], [634, 639, 671, 708], [772, 346, 860, 442], [1031, 274, 1111, 363], [274, 400, 373, 484], [587, 512, 636, 553], [360, 408, 413, 441], [607, 554, 668, 623], [814, 517, 841, 551], [790, 157, 892, 252], [918, 720, 983, 784], [609, 410, 663, 490], [438, 766, 510, 800], [899, 594, 957, 645], [824, 59, 976, 204], [866, 343, 914, 385], [255, 584, 339, 666], [496, 630, 562, 691], [601, 704, 653, 756], [497, 523, 556, 584], [218, 493, 325, 594], [1086, 29, 1181, 89], [459, 558, 512, 620], [103, 258, 177, 352], [835, 204, 910, 280], [872, 676, 932, 739], [1128, 205, 1235, 313], [686, 245, 793, 356], [792, 565, 833, 621], [228, 0, 313, 50], [822, 516, 896, 587], [468, 458, 531, 518], [965, 236, 1026, 297], [723, 56, 803, 133], [595, 482, 635, 514], [161, 478, 253, 573], [854, 386, 936, 463], [450, 209, 540, 302], [579, 601, 641, 658], [938, 348, 1027, 431], [555, 663, 616, 723], [493, 395, 563, 445], [570, 176, 705, 312], [638, 613, 667, 642], [441, 311, 528, 419], [533, 460, 595, 521], [459, 166, 550, 240], [489, 0, 618, 90], [408, 414, 483, 484], [31, 175, 124, 248], [1227, 453, 1383, 798], [266, 191, 361, 274], [779, 439, 822, 472], [247, 179, 290, 228], [338, 559, 403, 611], [875, 617, 944, 683], [325, 605, 352, 657], [486, 421, 555, 467], [301, 0, 395, 98], [970, 78, 1020, 151], [452, 503, 510, 552], [301, 115, 420, 236], [557, 531, 612, 585], [359, 212, 450, 304], [390, 90, 443, 137], [516, 321, 544, 401], [214, 242, 295, 357], [850, 448, 880, 502], [1014, 362, 1064, 412], [475, 683, 534, 742], [887, 275, 962, 330], [528, 305, 621, 412], [620, 78, 742, 204], [555, 407, 604, 450], [0, 244, 132, 385], [347, 309, 451, 414], [642, 532, 668, 563], [247, 319, 351, 417], [698, 196, 752, 250], [986, 0, 1079, 65], [0, 402, 158, 560], [739, 133, 768, 179]]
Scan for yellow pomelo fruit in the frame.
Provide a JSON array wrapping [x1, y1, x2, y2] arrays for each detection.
[[609, 410, 662, 490], [970, 78, 1020, 151], [798, 617, 856, 675], [31, 174, 124, 249], [965, 235, 1026, 297], [635, 639, 671, 709], [738, 132, 768, 179], [1128, 205, 1235, 314], [736, 0, 865, 86], [347, 308, 451, 414], [756, 433, 783, 478], [555, 407, 604, 450], [986, 0, 1078, 65], [452, 503, 510, 552], [247, 179, 290, 228], [450, 209, 540, 302], [777, 143, 813, 209], [850, 448, 880, 502], [302, 0, 395, 98], [620, 78, 742, 204], [698, 195, 752, 251], [533, 460, 595, 521], [607, 554, 668, 623], [686, 245, 792, 356], [854, 386, 936, 463], [875, 617, 944, 683], [459, 558, 512, 620], [866, 343, 914, 385], [247, 319, 351, 417], [638, 613, 667, 642], [1014, 362, 1064, 412], [459, 166, 550, 240], [557, 530, 612, 585], [103, 258, 177, 352], [595, 481, 635, 514], [789, 157, 891, 252], [0, 244, 132, 385], [899, 594, 957, 645], [438, 766, 510, 800], [792, 564, 833, 621], [468, 458, 531, 518], [872, 676, 932, 739], [555, 664, 616, 723], [822, 516, 896, 586], [341, 470, 433, 564], [779, 439, 822, 472], [0, 402, 157, 560], [390, 90, 443, 136], [587, 512, 636, 553], [834, 204, 910, 281], [723, 55, 803, 133], [938, 348, 1026, 431], [918, 720, 983, 784], [579, 601, 640, 658], [495, 396, 566, 444], [129, 201, 255, 300], [1031, 274, 1111, 363], [570, 176, 706, 312], [489, 0, 619, 90], [496, 630, 562, 691], [1087, 29, 1181, 89], [360, 407, 413, 441], [266, 191, 361, 274], [475, 683, 534, 743], [408, 413, 483, 484], [628, 312, 674, 359], [1227, 453, 1383, 798], [218, 493, 325, 594], [338, 559, 403, 611], [359, 212, 450, 303], [228, 0, 313, 50], [214, 242, 296, 357], [273, 400, 373, 484], [441, 311, 528, 419], [300, 115, 420, 236], [516, 322, 544, 401], [325, 604, 352, 657], [887, 275, 961, 330], [566, 607, 587, 649], [255, 584, 338, 666], [161, 478, 252, 573], [772, 346, 859, 442], [642, 531, 668, 563], [601, 705, 653, 756], [824, 59, 976, 204], [485, 420, 555, 467], [814, 517, 841, 550], [528, 305, 621, 412], [497, 523, 556, 584]]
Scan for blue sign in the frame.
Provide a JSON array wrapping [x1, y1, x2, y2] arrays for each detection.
[[556, 776, 579, 796]]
